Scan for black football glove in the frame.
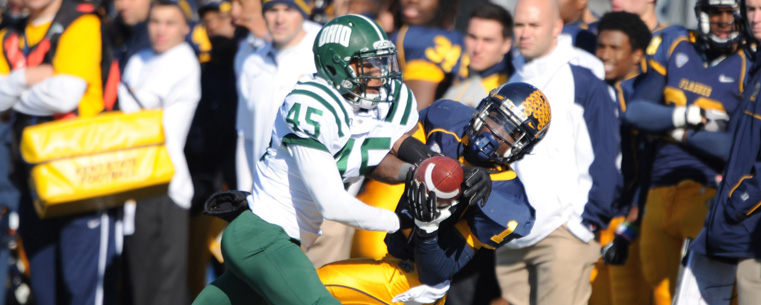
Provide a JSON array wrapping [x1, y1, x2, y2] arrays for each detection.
[[405, 169, 437, 222], [203, 190, 251, 222], [601, 221, 638, 265], [601, 234, 630, 265], [461, 165, 491, 207]]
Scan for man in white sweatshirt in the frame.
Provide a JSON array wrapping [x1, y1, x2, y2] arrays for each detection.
[[118, 1, 201, 303], [494, 0, 622, 304]]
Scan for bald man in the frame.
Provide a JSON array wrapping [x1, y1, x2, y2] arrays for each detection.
[[494, 0, 622, 304]]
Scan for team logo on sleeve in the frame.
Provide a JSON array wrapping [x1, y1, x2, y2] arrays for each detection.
[[676, 53, 689, 68]]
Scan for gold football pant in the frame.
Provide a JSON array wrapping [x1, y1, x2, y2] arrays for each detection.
[[590, 217, 652, 305], [350, 180, 403, 259], [317, 256, 445, 305], [639, 180, 713, 305]]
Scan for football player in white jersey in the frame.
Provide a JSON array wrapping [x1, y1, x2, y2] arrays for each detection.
[[194, 14, 491, 305]]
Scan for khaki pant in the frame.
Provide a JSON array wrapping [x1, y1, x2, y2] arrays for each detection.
[[306, 220, 356, 268], [737, 258, 761, 305], [495, 225, 600, 305]]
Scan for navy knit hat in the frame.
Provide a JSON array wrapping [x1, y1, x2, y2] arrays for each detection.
[[262, 0, 312, 19]]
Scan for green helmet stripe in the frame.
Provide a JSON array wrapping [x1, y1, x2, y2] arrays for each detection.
[[353, 14, 385, 42], [299, 82, 351, 127], [290, 89, 346, 138]]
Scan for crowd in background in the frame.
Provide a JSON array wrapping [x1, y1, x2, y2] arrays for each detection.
[[0, 0, 758, 304]]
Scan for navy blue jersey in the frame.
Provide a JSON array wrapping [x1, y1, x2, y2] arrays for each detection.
[[651, 33, 748, 187], [563, 21, 597, 54], [614, 73, 654, 214], [644, 24, 689, 73], [385, 100, 535, 284]]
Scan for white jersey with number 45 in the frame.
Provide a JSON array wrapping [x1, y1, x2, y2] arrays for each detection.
[[250, 74, 417, 247]]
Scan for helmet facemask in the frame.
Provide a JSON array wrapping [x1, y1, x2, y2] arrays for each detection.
[[695, 0, 741, 53], [466, 96, 533, 165], [343, 47, 402, 109]]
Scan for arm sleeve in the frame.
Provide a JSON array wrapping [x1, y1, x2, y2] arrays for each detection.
[[682, 130, 732, 162], [574, 71, 622, 231], [13, 76, 86, 115], [682, 103, 745, 163], [0, 70, 28, 111], [413, 228, 476, 285], [289, 143, 401, 233], [622, 71, 674, 132]]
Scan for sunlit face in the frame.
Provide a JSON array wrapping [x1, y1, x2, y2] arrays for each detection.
[[465, 18, 511, 72], [400, 0, 438, 26], [707, 5, 737, 39], [513, 0, 562, 61], [748, 0, 761, 40], [148, 4, 190, 54], [230, 0, 261, 27], [264, 3, 305, 48], [115, 0, 152, 25], [596, 29, 641, 82]]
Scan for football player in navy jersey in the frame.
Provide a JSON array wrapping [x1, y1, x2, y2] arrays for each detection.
[[593, 11, 654, 305], [621, 1, 751, 304], [317, 82, 549, 305]]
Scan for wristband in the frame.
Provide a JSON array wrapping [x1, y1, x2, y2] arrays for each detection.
[[615, 221, 639, 242]]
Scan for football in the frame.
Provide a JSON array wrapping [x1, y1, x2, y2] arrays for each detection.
[[413, 156, 465, 201]]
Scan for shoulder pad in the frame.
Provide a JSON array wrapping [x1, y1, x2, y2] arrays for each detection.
[[646, 35, 662, 56]]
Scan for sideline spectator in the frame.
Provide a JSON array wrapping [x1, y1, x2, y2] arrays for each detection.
[[391, 0, 464, 110], [494, 0, 621, 304], [443, 3, 513, 108], [118, 0, 201, 303], [688, 1, 761, 304], [0, 0, 118, 304], [622, 1, 749, 304], [114, 0, 211, 68], [591, 11, 653, 305], [185, 0, 240, 298], [232, 0, 270, 191]]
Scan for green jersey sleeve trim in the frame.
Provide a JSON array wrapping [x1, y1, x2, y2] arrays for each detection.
[[290, 89, 346, 138], [282, 134, 329, 152]]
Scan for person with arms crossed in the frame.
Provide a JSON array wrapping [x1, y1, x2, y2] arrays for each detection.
[[318, 82, 548, 305], [118, 1, 202, 303], [0, 0, 118, 303], [494, 0, 622, 304], [621, 1, 750, 304], [193, 14, 491, 305]]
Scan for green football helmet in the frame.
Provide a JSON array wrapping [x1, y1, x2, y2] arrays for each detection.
[[313, 14, 402, 109]]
